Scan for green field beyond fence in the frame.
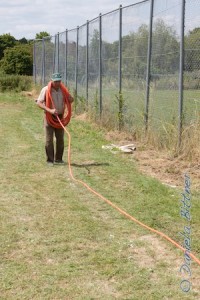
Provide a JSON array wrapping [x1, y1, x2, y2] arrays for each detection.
[[33, 0, 200, 149]]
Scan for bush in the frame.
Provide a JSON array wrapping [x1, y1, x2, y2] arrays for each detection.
[[0, 74, 33, 92], [0, 44, 32, 75]]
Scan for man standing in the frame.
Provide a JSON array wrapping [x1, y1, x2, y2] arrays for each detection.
[[37, 73, 73, 166]]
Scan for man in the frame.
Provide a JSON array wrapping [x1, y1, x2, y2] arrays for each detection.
[[37, 73, 74, 166]]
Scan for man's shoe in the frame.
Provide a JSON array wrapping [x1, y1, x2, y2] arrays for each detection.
[[47, 161, 54, 166]]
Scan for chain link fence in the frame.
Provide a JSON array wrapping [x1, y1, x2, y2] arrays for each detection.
[[33, 0, 200, 147]]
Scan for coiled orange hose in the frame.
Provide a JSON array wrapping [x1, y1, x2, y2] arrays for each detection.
[[46, 82, 72, 128]]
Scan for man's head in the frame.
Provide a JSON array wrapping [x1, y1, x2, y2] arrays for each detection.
[[51, 73, 62, 90]]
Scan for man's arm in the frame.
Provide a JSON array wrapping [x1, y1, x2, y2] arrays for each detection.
[[36, 86, 57, 115], [37, 100, 57, 115]]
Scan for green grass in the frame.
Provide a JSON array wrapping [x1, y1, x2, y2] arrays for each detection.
[[0, 91, 200, 299]]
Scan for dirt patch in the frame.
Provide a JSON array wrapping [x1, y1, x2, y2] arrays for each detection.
[[133, 147, 200, 190], [128, 233, 200, 292], [129, 234, 182, 272], [21, 89, 40, 101]]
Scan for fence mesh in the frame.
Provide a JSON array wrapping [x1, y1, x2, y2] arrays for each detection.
[[34, 40, 43, 85], [33, 0, 200, 146], [88, 18, 99, 111], [122, 1, 150, 133], [149, 0, 181, 144], [44, 36, 54, 82], [101, 10, 119, 128], [184, 0, 200, 125], [58, 31, 66, 82], [77, 24, 87, 102], [66, 29, 77, 92]]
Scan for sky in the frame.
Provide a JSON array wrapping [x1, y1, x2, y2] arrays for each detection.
[[0, 0, 199, 40], [0, 0, 141, 40]]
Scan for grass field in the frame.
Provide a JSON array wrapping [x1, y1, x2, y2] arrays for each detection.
[[84, 86, 200, 142], [0, 91, 200, 299]]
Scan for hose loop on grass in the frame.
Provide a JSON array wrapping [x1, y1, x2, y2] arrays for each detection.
[[57, 114, 200, 267]]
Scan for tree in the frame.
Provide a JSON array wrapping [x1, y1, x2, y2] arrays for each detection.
[[0, 44, 33, 75], [121, 24, 149, 80], [0, 33, 17, 60], [18, 37, 28, 44], [89, 29, 99, 80], [35, 31, 51, 39], [185, 27, 200, 71], [151, 19, 179, 74]]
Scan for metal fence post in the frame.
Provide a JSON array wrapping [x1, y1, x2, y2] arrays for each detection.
[[65, 29, 68, 85], [118, 4, 123, 130], [145, 0, 154, 132], [118, 5, 122, 94], [57, 32, 60, 72], [99, 13, 102, 117], [53, 35, 56, 73], [33, 40, 36, 84], [86, 20, 89, 104], [42, 38, 45, 85], [75, 26, 79, 98], [178, 0, 185, 147]]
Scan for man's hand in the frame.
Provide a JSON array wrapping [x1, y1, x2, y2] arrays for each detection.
[[49, 108, 57, 115], [37, 101, 57, 115]]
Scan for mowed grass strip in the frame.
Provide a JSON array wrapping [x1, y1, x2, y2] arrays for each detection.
[[0, 92, 199, 299]]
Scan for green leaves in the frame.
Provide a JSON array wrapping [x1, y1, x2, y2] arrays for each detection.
[[0, 44, 33, 75]]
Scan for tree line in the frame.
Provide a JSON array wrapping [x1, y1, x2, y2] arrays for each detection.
[[0, 23, 199, 80], [0, 32, 49, 76]]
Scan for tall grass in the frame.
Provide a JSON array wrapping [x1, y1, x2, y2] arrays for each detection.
[[181, 119, 200, 161], [77, 86, 199, 160]]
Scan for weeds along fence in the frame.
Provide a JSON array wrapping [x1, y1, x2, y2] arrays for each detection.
[[33, 0, 200, 149]]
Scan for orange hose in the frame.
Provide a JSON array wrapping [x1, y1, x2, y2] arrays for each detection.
[[57, 116, 200, 267]]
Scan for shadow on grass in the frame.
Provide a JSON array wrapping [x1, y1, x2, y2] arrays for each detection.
[[71, 162, 110, 174]]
